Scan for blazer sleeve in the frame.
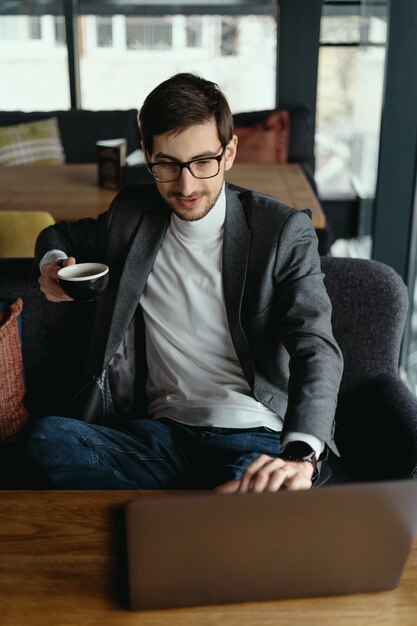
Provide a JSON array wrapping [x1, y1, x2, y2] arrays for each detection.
[[274, 210, 344, 452], [34, 214, 108, 270], [34, 183, 154, 270], [32, 184, 135, 270]]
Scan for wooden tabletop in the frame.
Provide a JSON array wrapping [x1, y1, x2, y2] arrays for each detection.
[[0, 162, 325, 229], [1, 491, 416, 626], [226, 162, 326, 228], [0, 164, 116, 221]]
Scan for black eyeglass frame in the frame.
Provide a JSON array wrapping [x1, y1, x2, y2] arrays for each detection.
[[147, 144, 227, 183]]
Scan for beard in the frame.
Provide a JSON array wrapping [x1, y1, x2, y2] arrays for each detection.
[[166, 185, 223, 222]]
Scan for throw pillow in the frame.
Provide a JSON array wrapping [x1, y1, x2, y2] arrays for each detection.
[[0, 211, 56, 258], [0, 117, 65, 165], [0, 298, 30, 442], [234, 110, 290, 164]]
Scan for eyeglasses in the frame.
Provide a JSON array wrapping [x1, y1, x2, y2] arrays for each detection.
[[147, 145, 226, 183]]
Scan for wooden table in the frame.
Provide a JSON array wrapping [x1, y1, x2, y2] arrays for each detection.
[[226, 162, 325, 229], [1, 491, 416, 626], [0, 163, 325, 229], [0, 164, 116, 222]]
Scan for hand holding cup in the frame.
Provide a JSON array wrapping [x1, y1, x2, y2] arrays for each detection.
[[57, 262, 109, 302], [39, 256, 77, 302]]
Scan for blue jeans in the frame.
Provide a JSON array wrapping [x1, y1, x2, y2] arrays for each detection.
[[25, 416, 282, 490]]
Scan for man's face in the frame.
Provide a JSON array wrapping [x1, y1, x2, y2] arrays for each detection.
[[145, 120, 237, 221]]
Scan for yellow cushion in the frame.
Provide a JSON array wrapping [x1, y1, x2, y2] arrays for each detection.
[[0, 211, 55, 258], [0, 117, 65, 165]]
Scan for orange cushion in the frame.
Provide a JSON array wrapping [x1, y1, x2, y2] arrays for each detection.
[[0, 299, 30, 442], [234, 110, 290, 163]]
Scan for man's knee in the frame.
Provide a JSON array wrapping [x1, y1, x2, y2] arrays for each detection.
[[24, 415, 109, 488], [26, 415, 94, 467]]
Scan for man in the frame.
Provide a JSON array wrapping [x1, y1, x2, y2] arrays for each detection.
[[27, 73, 343, 492]]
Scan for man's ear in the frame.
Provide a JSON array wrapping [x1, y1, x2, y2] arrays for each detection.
[[224, 135, 238, 172]]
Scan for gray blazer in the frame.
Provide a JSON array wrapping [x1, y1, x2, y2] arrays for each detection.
[[36, 182, 343, 455]]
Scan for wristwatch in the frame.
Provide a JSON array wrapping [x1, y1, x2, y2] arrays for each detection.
[[279, 441, 319, 482]]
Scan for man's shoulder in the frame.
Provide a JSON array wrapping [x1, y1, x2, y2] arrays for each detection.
[[225, 182, 309, 229], [112, 182, 157, 210], [106, 182, 162, 228]]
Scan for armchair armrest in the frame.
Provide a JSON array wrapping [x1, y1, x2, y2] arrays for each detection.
[[334, 373, 417, 480]]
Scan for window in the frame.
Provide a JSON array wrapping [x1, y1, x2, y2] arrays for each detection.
[[221, 17, 238, 56], [0, 7, 70, 110], [96, 16, 113, 48], [80, 12, 276, 112], [126, 17, 172, 50], [315, 2, 387, 202], [316, 5, 361, 197], [54, 16, 66, 45], [186, 16, 203, 48], [29, 16, 41, 40], [0, 1, 276, 113]]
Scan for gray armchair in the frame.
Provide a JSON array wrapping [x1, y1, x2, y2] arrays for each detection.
[[1, 257, 417, 488], [321, 256, 417, 483]]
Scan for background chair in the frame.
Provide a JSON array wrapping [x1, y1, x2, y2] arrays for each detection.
[[0, 211, 55, 258], [321, 256, 417, 483]]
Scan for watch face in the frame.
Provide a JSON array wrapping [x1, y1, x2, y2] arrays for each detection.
[[281, 441, 316, 461]]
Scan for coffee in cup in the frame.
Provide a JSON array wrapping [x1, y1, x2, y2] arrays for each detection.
[[57, 262, 109, 302]]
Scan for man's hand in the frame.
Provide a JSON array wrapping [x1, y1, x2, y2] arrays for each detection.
[[214, 454, 314, 494], [38, 257, 76, 302]]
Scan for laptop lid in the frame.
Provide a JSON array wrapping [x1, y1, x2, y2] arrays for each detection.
[[125, 480, 417, 610]]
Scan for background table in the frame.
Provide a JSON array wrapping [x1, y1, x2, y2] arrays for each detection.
[[1, 491, 416, 626], [0, 164, 115, 221], [225, 162, 325, 229], [0, 163, 325, 229]]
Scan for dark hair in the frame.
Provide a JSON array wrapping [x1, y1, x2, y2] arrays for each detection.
[[138, 73, 233, 154]]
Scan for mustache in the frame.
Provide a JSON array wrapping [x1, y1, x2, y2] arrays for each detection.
[[168, 191, 208, 199]]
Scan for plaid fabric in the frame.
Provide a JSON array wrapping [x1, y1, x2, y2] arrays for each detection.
[[0, 117, 65, 165], [0, 298, 30, 441]]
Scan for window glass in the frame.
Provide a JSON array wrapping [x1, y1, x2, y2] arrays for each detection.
[[54, 16, 66, 45], [126, 17, 172, 50], [0, 3, 276, 118], [320, 15, 360, 44], [96, 16, 113, 48], [221, 17, 238, 56], [80, 13, 276, 113], [315, 5, 387, 202], [29, 16, 42, 40], [316, 45, 358, 196], [0, 7, 70, 110], [186, 16, 203, 48]]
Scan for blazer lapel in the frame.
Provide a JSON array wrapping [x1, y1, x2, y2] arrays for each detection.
[[103, 197, 170, 365], [223, 186, 253, 385]]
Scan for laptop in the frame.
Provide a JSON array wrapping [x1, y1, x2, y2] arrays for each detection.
[[125, 480, 417, 610]]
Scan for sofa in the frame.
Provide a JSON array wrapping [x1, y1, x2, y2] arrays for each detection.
[[1, 255, 417, 489], [0, 109, 141, 164], [0, 105, 314, 172]]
